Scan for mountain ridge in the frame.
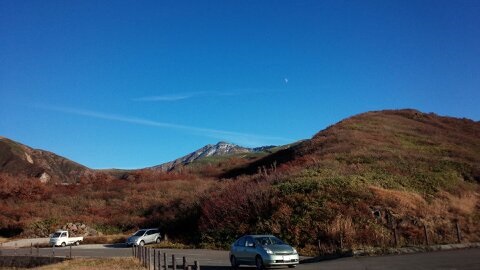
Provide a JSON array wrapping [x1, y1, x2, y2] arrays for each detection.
[[222, 109, 480, 184], [1, 109, 479, 184], [149, 141, 276, 171], [0, 137, 91, 183]]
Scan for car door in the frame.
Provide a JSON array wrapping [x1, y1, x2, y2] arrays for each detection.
[[145, 230, 155, 244], [243, 236, 257, 264], [60, 232, 67, 244], [152, 229, 160, 242], [231, 237, 247, 263]]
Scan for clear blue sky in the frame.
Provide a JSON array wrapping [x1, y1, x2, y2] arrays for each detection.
[[1, 0, 479, 169]]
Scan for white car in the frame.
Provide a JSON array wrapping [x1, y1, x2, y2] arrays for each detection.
[[126, 228, 161, 246], [49, 230, 83, 247], [230, 235, 299, 269]]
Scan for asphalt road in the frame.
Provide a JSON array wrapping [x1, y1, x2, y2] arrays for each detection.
[[1, 244, 479, 269]]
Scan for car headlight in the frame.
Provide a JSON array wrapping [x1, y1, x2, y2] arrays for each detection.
[[292, 248, 298, 254], [263, 247, 274, 254]]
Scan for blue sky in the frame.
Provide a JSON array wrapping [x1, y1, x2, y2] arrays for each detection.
[[1, 0, 479, 169]]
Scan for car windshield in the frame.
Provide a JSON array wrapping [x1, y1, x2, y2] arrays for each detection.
[[133, 230, 146, 237], [52, 232, 62, 238], [255, 236, 285, 246]]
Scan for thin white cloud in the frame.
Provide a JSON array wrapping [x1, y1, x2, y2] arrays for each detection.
[[133, 95, 193, 101], [132, 88, 286, 103], [133, 91, 235, 102], [35, 105, 292, 146]]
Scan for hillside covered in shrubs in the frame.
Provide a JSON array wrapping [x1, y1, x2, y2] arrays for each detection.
[[1, 109, 479, 253]]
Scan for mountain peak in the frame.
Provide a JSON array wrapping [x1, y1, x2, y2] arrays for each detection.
[[216, 141, 231, 145], [150, 142, 275, 171]]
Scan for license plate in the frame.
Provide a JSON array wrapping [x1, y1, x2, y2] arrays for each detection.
[[283, 256, 292, 261]]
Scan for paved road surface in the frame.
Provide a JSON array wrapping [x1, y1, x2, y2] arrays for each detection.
[[1, 244, 479, 269], [300, 248, 480, 270]]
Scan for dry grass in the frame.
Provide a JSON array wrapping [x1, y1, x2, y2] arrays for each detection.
[[443, 191, 478, 215], [82, 234, 128, 245], [36, 258, 144, 270], [151, 240, 193, 249], [369, 186, 427, 215], [425, 189, 479, 217]]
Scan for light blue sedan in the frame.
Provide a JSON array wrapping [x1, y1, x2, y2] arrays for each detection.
[[230, 235, 299, 269]]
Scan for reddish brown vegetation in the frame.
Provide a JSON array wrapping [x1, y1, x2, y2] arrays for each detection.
[[1, 109, 479, 254], [0, 170, 211, 240]]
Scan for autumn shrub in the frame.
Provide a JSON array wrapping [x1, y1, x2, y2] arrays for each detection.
[[199, 180, 276, 247]]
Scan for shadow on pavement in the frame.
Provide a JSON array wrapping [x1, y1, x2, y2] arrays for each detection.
[[196, 267, 232, 270], [300, 251, 353, 264], [200, 267, 254, 270], [102, 243, 129, 248], [200, 266, 290, 270]]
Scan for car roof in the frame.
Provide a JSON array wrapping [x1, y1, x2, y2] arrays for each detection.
[[243, 234, 275, 238]]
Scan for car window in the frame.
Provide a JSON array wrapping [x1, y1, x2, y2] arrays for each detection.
[[271, 237, 286, 245], [245, 237, 255, 247], [254, 236, 286, 246], [133, 230, 146, 236], [60, 232, 66, 237], [255, 237, 272, 246], [236, 237, 246, 247]]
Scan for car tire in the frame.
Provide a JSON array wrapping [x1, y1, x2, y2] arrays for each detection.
[[75, 241, 80, 246], [61, 242, 66, 247], [139, 240, 145, 247], [230, 255, 239, 269], [255, 255, 264, 270], [156, 238, 161, 244]]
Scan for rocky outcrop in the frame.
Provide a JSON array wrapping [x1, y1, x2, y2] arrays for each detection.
[[61, 222, 100, 236]]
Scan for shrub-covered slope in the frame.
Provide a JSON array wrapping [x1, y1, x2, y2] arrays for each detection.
[[224, 109, 480, 190], [201, 109, 480, 251]]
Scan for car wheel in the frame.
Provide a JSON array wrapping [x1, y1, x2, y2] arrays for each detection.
[[139, 240, 145, 247], [230, 255, 239, 269], [75, 241, 80, 246], [255, 256, 264, 270], [61, 242, 66, 247], [156, 238, 161, 244]]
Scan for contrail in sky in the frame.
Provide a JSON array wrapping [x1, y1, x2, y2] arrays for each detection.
[[34, 105, 292, 146], [133, 91, 235, 102], [133, 88, 287, 102], [133, 95, 193, 101]]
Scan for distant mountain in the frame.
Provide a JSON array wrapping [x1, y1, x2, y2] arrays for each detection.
[[150, 141, 276, 171], [0, 137, 92, 183]]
